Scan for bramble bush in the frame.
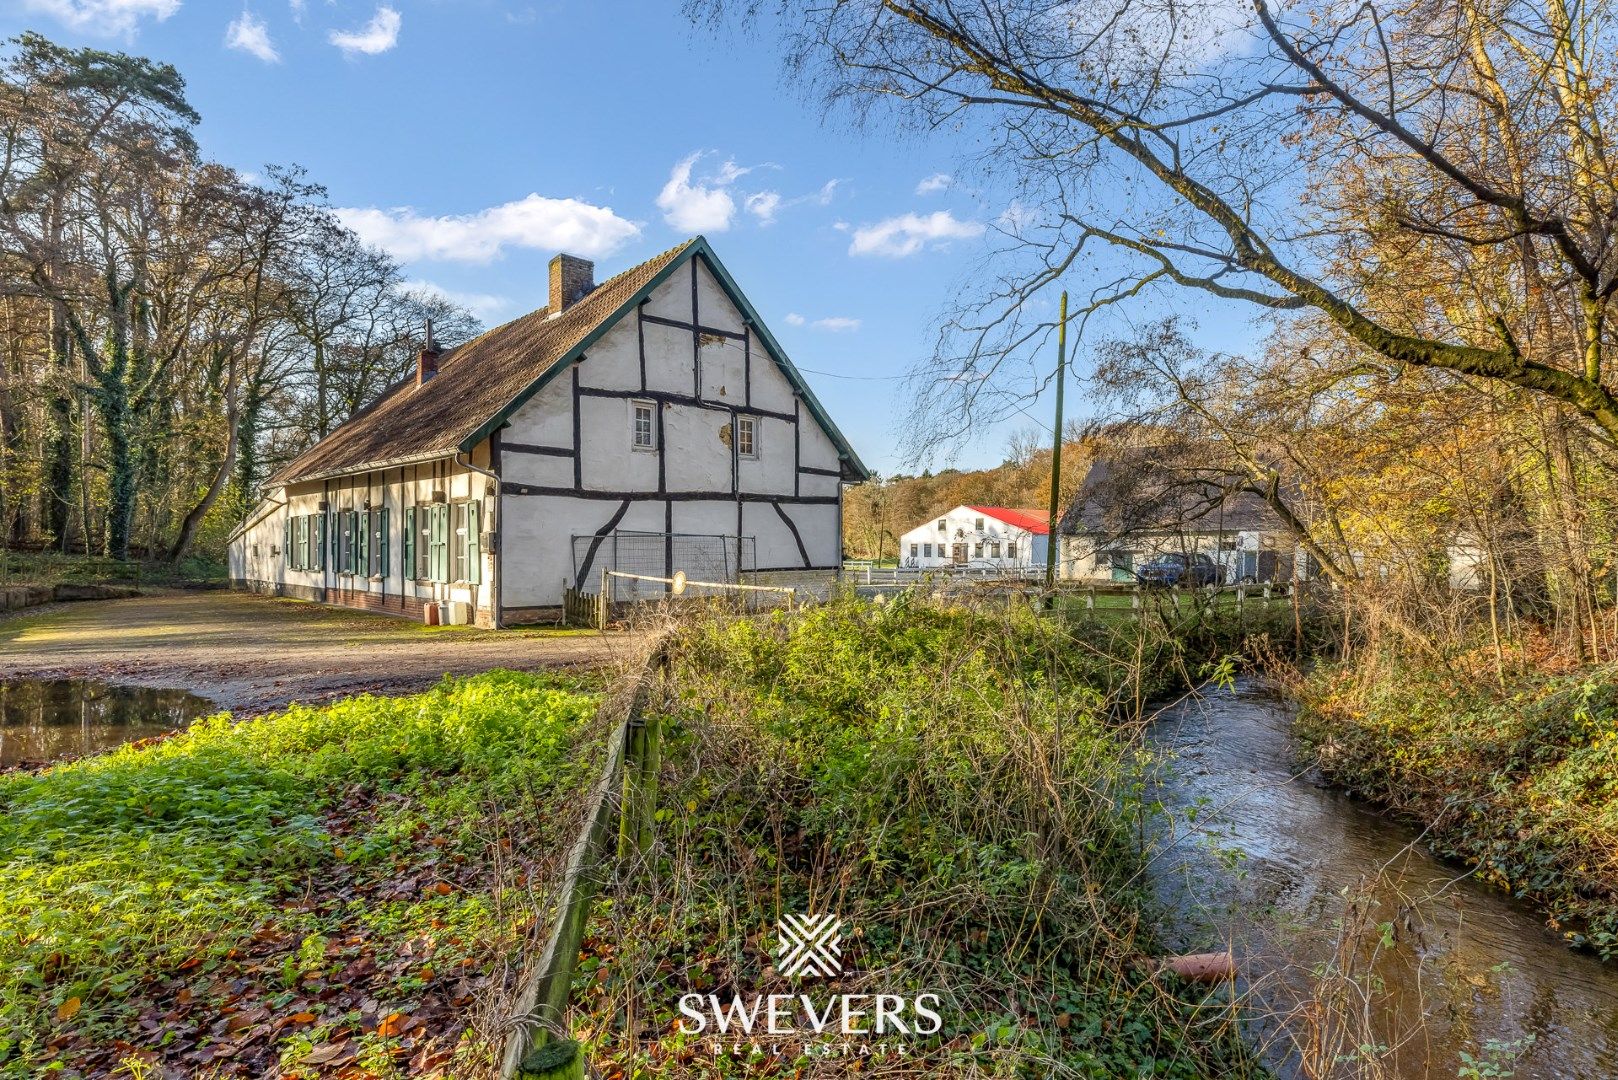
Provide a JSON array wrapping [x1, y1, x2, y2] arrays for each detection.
[[578, 598, 1261, 1078]]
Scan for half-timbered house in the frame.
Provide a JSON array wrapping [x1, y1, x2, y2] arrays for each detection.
[[227, 238, 868, 625]]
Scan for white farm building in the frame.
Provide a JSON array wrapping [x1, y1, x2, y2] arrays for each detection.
[[898, 505, 1052, 572], [228, 238, 868, 625]]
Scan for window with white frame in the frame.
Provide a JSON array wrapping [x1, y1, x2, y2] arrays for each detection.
[[975, 516, 985, 531], [1008, 541, 1018, 560], [937, 519, 946, 531], [631, 400, 656, 449], [923, 543, 933, 557], [910, 543, 918, 558], [736, 415, 757, 458]]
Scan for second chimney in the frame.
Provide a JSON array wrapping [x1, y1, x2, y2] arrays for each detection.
[[549, 253, 595, 313], [417, 320, 442, 387]]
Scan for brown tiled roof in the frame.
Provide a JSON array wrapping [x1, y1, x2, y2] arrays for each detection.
[[269, 239, 697, 486]]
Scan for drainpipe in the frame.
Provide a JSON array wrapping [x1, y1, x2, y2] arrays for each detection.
[[455, 449, 502, 629]]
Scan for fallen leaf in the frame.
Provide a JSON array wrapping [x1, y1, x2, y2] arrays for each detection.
[[56, 997, 82, 1021], [432, 882, 452, 895], [377, 1011, 409, 1037], [290, 1011, 317, 1023]]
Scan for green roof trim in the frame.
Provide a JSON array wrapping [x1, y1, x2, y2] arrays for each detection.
[[458, 236, 871, 482]]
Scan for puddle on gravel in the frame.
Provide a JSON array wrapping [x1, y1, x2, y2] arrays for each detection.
[[0, 679, 214, 767]]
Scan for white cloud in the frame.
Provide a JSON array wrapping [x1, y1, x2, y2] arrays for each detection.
[[848, 211, 985, 258], [807, 179, 840, 205], [658, 152, 837, 234], [915, 173, 952, 196], [336, 194, 640, 264], [288, 0, 304, 21], [403, 280, 512, 323], [657, 152, 739, 233], [745, 191, 782, 225], [225, 10, 279, 62], [330, 4, 400, 56], [22, 0, 179, 36], [782, 312, 860, 332]]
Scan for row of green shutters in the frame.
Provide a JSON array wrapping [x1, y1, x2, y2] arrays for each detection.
[[284, 502, 479, 585]]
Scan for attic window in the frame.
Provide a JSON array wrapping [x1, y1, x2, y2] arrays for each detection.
[[631, 401, 656, 450], [736, 416, 757, 458]]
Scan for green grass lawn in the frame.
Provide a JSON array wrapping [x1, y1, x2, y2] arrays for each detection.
[[0, 671, 603, 1078]]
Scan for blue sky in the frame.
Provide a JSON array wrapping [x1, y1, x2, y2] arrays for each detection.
[[4, 0, 1265, 475]]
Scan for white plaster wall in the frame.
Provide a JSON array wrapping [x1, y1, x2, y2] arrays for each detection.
[[577, 394, 661, 491], [642, 323, 692, 395], [695, 261, 745, 334], [576, 316, 640, 390], [502, 451, 573, 489], [698, 338, 747, 404], [736, 414, 797, 493], [508, 377, 573, 448], [663, 405, 734, 490]]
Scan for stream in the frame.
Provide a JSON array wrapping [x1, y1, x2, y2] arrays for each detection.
[[1147, 678, 1618, 1079]]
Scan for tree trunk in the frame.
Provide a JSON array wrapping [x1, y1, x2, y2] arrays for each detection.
[[169, 358, 241, 562]]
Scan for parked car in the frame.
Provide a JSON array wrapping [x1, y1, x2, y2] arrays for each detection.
[[1135, 552, 1221, 587]]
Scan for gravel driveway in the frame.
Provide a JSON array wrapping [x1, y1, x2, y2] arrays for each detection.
[[0, 590, 628, 714]]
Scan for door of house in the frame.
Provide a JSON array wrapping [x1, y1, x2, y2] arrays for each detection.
[[952, 543, 968, 565]]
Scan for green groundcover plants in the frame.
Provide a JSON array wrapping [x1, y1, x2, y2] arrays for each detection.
[[1297, 658, 1618, 958], [0, 671, 600, 1079], [574, 598, 1262, 1079]]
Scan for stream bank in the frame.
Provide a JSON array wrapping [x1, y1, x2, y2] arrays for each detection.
[[1147, 678, 1618, 1079]]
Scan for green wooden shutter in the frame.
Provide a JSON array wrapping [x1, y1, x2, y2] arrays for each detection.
[[378, 508, 390, 578], [402, 507, 415, 580], [314, 514, 326, 571], [466, 502, 481, 586], [432, 504, 449, 582], [360, 511, 373, 576], [284, 518, 292, 568]]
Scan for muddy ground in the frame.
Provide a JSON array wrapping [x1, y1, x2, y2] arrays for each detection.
[[0, 590, 629, 714]]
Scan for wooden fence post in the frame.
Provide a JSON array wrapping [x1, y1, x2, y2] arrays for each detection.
[[597, 567, 609, 630]]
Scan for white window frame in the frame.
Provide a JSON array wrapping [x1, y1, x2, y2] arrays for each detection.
[[631, 400, 657, 451], [736, 415, 758, 458], [937, 519, 946, 532]]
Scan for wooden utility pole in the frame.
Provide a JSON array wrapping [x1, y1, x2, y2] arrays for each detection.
[[1044, 292, 1069, 600]]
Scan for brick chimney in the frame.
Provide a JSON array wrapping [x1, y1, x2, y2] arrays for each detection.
[[416, 319, 442, 387], [549, 253, 595, 313]]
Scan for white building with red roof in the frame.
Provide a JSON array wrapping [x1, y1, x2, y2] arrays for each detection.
[[897, 505, 1052, 572]]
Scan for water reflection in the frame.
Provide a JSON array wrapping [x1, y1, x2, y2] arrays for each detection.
[[1147, 678, 1618, 1079], [0, 679, 213, 767]]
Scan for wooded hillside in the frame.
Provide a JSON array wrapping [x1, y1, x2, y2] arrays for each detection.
[[842, 432, 1091, 560]]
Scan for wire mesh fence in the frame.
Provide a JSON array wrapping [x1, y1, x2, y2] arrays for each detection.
[[570, 531, 756, 598]]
